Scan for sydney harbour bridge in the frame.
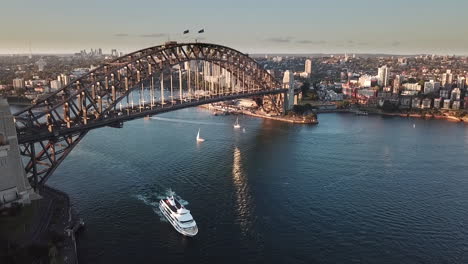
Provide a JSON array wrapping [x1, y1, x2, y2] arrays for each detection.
[[5, 42, 298, 197]]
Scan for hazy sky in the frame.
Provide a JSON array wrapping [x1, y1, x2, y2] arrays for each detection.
[[2, 0, 468, 55]]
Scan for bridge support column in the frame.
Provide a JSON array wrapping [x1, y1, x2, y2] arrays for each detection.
[[282, 70, 295, 113], [0, 99, 39, 209]]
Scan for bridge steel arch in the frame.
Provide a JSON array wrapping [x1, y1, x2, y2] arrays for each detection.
[[13, 42, 285, 188]]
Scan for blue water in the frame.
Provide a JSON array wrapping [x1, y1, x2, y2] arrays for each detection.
[[47, 109, 468, 263]]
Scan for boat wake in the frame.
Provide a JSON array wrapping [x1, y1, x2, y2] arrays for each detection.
[[134, 193, 167, 222], [134, 189, 189, 222]]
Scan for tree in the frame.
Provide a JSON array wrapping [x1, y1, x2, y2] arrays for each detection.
[[337, 100, 351, 109], [300, 82, 310, 97], [381, 100, 398, 112]]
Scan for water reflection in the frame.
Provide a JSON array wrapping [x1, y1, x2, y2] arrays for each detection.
[[232, 146, 254, 234]]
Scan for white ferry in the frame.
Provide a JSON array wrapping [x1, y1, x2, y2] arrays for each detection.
[[159, 192, 198, 237]]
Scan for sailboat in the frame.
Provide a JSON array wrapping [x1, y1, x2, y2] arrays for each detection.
[[233, 117, 241, 129], [196, 128, 205, 142]]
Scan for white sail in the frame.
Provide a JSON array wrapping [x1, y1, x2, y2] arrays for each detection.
[[196, 128, 205, 142], [234, 117, 241, 128]]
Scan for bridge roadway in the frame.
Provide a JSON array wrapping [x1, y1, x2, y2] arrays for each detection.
[[17, 89, 287, 145]]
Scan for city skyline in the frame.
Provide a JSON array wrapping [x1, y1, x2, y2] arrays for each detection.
[[2, 0, 468, 55]]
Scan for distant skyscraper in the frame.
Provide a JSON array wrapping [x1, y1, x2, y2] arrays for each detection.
[[377, 65, 389, 87], [58, 74, 70, 87], [304, 59, 312, 77], [111, 49, 118, 57], [36, 58, 47, 72], [12, 78, 25, 90]]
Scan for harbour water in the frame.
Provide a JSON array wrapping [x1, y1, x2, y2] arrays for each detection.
[[43, 109, 468, 263]]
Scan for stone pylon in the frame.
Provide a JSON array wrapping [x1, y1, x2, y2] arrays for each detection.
[[0, 99, 39, 208]]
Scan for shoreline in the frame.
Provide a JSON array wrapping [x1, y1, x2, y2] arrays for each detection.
[[240, 110, 318, 124], [318, 108, 468, 123], [41, 186, 80, 264], [199, 104, 318, 124]]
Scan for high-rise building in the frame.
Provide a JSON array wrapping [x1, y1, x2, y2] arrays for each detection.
[[441, 69, 453, 87], [304, 59, 312, 76], [393, 75, 402, 94], [282, 70, 295, 111], [377, 65, 388, 87], [424, 81, 441, 94], [457, 77, 466, 90], [111, 49, 118, 57], [12, 78, 25, 90], [50, 80, 62, 91], [451, 88, 461, 100], [57, 74, 70, 87]]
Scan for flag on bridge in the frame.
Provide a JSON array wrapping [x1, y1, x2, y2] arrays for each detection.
[[183, 29, 189, 34], [198, 29, 205, 34]]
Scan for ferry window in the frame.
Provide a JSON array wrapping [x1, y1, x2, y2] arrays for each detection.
[[181, 220, 193, 224]]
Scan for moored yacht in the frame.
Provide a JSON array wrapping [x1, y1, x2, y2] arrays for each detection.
[[159, 192, 198, 237]]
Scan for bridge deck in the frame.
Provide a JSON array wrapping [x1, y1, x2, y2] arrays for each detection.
[[17, 89, 287, 144]]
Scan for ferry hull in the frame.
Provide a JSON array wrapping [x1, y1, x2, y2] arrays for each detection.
[[159, 201, 198, 237]]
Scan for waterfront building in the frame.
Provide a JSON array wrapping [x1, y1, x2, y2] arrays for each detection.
[[424, 81, 441, 94], [451, 88, 461, 101], [440, 89, 451, 99], [421, 98, 432, 109], [443, 99, 451, 109], [452, 100, 461, 110], [464, 97, 468, 109], [434, 98, 442, 109], [12, 78, 25, 90], [402, 83, 422, 92], [399, 96, 412, 109], [412, 98, 422, 109], [377, 65, 389, 87]]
